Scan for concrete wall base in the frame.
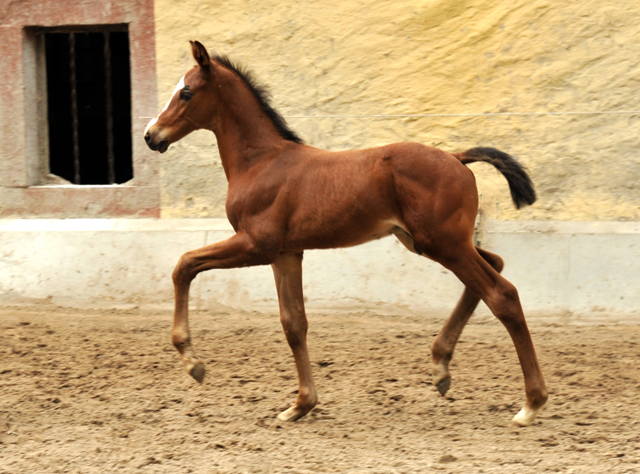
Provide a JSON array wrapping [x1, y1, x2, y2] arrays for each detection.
[[1, 219, 638, 319]]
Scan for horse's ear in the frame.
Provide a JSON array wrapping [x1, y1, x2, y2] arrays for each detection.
[[190, 40, 211, 72]]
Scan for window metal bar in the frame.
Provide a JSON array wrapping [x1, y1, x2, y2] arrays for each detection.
[[103, 32, 115, 185], [69, 32, 80, 184]]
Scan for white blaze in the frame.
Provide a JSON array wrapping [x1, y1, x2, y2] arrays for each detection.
[[144, 76, 186, 135]]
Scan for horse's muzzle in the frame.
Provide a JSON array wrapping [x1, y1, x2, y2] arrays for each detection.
[[144, 132, 169, 153]]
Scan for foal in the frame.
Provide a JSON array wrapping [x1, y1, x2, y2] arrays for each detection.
[[145, 41, 547, 427]]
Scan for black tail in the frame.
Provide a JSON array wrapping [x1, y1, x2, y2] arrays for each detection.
[[456, 147, 536, 209]]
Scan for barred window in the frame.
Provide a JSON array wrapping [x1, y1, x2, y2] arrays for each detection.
[[42, 26, 133, 185], [1, 0, 159, 217]]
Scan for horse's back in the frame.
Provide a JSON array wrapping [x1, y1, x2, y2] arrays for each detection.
[[272, 142, 477, 251]]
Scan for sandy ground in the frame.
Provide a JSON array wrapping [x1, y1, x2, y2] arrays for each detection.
[[0, 304, 639, 474]]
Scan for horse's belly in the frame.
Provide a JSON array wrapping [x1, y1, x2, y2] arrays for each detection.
[[282, 217, 407, 251]]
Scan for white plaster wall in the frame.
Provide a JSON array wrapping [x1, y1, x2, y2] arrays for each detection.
[[0, 219, 638, 319]]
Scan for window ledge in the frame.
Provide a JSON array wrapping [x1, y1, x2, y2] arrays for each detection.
[[26, 184, 136, 189], [0, 185, 160, 218]]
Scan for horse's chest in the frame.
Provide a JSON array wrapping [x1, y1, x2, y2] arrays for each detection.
[[225, 185, 280, 225]]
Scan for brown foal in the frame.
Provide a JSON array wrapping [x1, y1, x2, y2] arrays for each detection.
[[145, 41, 548, 426]]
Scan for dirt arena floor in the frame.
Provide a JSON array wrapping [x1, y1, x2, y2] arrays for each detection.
[[0, 304, 638, 474]]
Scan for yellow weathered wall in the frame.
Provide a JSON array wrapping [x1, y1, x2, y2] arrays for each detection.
[[153, 0, 640, 221]]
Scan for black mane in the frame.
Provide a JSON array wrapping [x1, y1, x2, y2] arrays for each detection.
[[212, 54, 304, 144]]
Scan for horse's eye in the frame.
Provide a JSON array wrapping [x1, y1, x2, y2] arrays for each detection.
[[180, 90, 192, 101]]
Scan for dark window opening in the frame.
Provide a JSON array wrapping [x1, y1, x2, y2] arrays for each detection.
[[44, 26, 132, 185]]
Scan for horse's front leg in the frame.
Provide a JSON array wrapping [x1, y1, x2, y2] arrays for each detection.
[[172, 232, 273, 382], [271, 252, 318, 422]]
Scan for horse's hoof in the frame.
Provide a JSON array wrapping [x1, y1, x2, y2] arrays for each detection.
[[512, 405, 543, 427], [278, 407, 305, 421], [189, 362, 205, 383], [277, 406, 306, 422], [436, 376, 451, 396]]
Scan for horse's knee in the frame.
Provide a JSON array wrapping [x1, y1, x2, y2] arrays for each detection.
[[282, 317, 307, 339], [281, 313, 308, 346], [172, 252, 196, 285]]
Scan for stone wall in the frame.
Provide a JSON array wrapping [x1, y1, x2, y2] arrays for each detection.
[[153, 0, 640, 221]]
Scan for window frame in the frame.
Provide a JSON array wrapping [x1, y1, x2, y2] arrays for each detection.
[[0, 0, 160, 217], [36, 24, 134, 186]]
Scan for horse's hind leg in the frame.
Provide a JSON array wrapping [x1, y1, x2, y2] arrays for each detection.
[[431, 248, 504, 397], [439, 244, 548, 426], [395, 231, 506, 397], [271, 252, 318, 422]]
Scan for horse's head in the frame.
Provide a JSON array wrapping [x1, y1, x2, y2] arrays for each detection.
[[144, 41, 217, 153]]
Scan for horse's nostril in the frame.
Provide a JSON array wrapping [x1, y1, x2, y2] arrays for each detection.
[[144, 132, 152, 144]]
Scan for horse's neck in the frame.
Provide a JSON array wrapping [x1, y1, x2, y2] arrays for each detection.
[[212, 91, 284, 180]]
